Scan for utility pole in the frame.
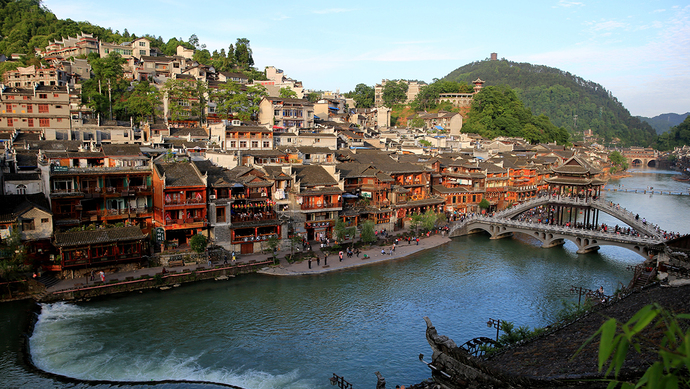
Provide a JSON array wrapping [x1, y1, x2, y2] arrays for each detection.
[[108, 79, 113, 121]]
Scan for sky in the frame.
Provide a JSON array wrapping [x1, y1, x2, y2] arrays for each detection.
[[42, 0, 690, 118]]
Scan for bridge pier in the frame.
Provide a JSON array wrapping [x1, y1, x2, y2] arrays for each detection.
[[577, 246, 600, 254], [490, 233, 513, 240], [542, 239, 565, 248]]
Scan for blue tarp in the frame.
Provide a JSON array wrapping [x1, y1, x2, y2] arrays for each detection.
[[434, 125, 444, 130]]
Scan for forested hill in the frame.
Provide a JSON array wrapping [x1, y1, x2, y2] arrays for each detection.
[[443, 59, 656, 147], [637, 112, 690, 135]]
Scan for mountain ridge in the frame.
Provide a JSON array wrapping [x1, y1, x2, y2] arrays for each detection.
[[637, 112, 690, 135]]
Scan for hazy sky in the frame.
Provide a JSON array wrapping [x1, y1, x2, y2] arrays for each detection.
[[42, 0, 689, 117]]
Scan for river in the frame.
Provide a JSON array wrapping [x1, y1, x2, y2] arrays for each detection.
[[2, 168, 689, 389]]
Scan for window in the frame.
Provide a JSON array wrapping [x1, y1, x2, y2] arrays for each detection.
[[27, 119, 34, 127], [38, 94, 47, 99], [139, 50, 146, 55], [16, 184, 27, 195], [7, 118, 13, 127], [263, 141, 270, 148], [38, 104, 49, 113], [39, 118, 50, 127], [26, 105, 32, 113], [6, 95, 14, 100], [55, 105, 62, 109], [139, 41, 146, 47], [230, 141, 236, 148], [5, 103, 12, 110], [22, 219, 35, 231], [54, 94, 59, 98], [251, 141, 258, 148], [41, 218, 49, 224], [56, 118, 62, 123], [239, 141, 247, 148]]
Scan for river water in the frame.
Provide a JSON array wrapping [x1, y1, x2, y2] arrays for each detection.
[[2, 169, 689, 389]]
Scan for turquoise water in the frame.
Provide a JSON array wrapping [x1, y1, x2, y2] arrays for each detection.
[[1, 169, 686, 389]]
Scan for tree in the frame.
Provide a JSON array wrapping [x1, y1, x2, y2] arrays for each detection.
[[382, 81, 408, 108], [234, 38, 254, 70], [348, 83, 375, 108], [478, 198, 491, 210], [409, 213, 424, 235], [608, 151, 629, 173], [422, 209, 438, 231], [306, 92, 321, 103], [164, 78, 208, 125], [0, 227, 28, 281], [581, 304, 690, 389], [120, 80, 161, 123], [419, 139, 432, 147], [209, 82, 267, 121], [189, 234, 208, 254], [80, 52, 128, 120], [279, 87, 298, 99], [334, 219, 355, 244], [267, 235, 280, 263], [188, 34, 200, 49], [360, 220, 376, 244]]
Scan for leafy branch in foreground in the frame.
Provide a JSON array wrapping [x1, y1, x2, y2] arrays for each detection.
[[575, 304, 690, 388]]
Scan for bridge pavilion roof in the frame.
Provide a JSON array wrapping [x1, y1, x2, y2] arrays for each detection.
[[545, 176, 607, 186], [551, 156, 602, 176]]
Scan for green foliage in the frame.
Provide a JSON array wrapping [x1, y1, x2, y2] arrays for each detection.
[[444, 59, 656, 147], [421, 209, 438, 231], [189, 234, 208, 254], [119, 80, 161, 123], [462, 85, 569, 144], [346, 83, 375, 108], [267, 235, 280, 260], [210, 82, 267, 121], [478, 198, 491, 209], [360, 220, 376, 243], [382, 81, 408, 108], [608, 151, 629, 173], [578, 304, 690, 388], [306, 92, 321, 103], [414, 79, 472, 110], [656, 116, 690, 151], [497, 321, 540, 347], [418, 139, 432, 147], [164, 78, 208, 125], [0, 227, 28, 281], [279, 87, 298, 99], [80, 52, 129, 120], [334, 219, 356, 244], [233, 38, 254, 70]]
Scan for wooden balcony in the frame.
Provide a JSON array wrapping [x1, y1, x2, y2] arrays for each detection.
[[301, 201, 342, 211]]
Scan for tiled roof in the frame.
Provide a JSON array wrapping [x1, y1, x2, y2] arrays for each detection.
[[0, 194, 51, 223], [155, 162, 205, 187], [293, 165, 338, 186], [54, 226, 146, 247], [101, 144, 143, 156], [169, 127, 209, 137]]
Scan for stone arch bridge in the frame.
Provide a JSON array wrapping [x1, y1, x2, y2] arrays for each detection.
[[448, 197, 665, 257]]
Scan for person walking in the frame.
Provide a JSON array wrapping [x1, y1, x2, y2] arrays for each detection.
[[416, 237, 419, 245], [317, 256, 320, 266], [355, 248, 360, 258], [339, 251, 343, 262], [308, 258, 312, 269], [223, 254, 228, 265]]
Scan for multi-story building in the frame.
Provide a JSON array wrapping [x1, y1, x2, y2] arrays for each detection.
[[39, 32, 99, 60], [0, 85, 71, 131], [40, 146, 153, 232], [292, 165, 343, 241], [3, 65, 69, 88], [152, 161, 208, 248], [258, 97, 314, 129]]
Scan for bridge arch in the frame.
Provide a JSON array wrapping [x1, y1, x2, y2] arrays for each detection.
[[449, 217, 661, 258]]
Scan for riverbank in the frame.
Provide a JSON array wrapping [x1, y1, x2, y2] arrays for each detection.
[[3, 231, 451, 303], [259, 234, 451, 276]]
